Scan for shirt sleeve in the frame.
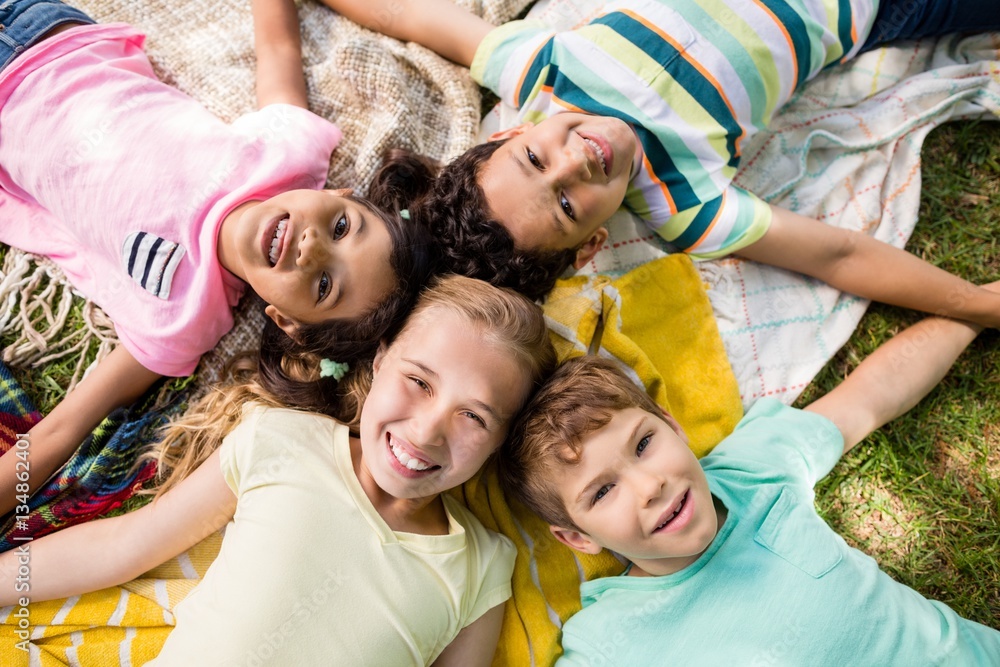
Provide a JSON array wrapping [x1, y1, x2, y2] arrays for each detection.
[[218, 405, 268, 495], [471, 20, 555, 110], [636, 182, 772, 260], [464, 531, 516, 627], [704, 399, 844, 488], [233, 103, 342, 162]]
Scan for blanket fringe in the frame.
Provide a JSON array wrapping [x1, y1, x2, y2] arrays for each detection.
[[0, 250, 117, 391]]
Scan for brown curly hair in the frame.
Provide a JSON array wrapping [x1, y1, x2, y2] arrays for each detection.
[[372, 145, 577, 302]]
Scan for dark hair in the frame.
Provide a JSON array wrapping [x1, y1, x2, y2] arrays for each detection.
[[370, 146, 576, 302], [256, 193, 437, 425], [499, 356, 667, 530]]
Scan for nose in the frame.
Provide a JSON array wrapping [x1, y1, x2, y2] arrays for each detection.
[[550, 144, 592, 185], [409, 404, 448, 448], [296, 227, 330, 269], [630, 467, 665, 507]]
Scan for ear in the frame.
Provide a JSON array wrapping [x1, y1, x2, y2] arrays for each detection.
[[659, 409, 690, 445], [487, 122, 533, 142], [326, 188, 353, 197], [572, 227, 609, 269], [265, 304, 303, 343], [371, 340, 390, 375], [550, 525, 604, 555]]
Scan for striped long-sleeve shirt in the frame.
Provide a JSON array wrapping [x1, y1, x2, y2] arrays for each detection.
[[471, 0, 879, 258]]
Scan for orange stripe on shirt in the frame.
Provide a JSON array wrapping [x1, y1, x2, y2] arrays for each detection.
[[619, 8, 747, 155], [514, 41, 548, 108], [689, 191, 727, 251], [750, 0, 799, 88], [643, 154, 678, 215], [550, 91, 587, 113]]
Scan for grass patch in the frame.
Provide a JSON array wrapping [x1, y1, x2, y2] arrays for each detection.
[[0, 248, 103, 414], [800, 120, 1000, 627]]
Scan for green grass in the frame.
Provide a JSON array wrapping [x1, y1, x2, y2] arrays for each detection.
[[0, 244, 103, 414], [798, 120, 1000, 628]]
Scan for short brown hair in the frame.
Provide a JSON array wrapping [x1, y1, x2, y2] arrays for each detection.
[[499, 356, 666, 530]]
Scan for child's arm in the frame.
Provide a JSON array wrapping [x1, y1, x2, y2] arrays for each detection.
[[0, 449, 235, 606], [0, 345, 160, 515], [803, 292, 993, 453], [738, 205, 1000, 329], [431, 603, 505, 667], [317, 0, 492, 67], [253, 0, 308, 109]]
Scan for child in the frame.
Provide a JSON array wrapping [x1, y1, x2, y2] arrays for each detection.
[[322, 0, 1000, 307], [0, 0, 436, 514], [499, 303, 1000, 663], [0, 274, 557, 664]]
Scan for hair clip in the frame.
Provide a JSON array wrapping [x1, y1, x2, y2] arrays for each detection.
[[399, 209, 410, 220], [320, 358, 350, 381]]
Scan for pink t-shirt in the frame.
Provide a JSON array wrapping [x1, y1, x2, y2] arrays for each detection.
[[0, 24, 342, 376]]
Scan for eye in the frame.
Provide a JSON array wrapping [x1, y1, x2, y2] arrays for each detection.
[[333, 215, 349, 240], [526, 148, 543, 170], [560, 193, 575, 220], [409, 376, 430, 394], [592, 483, 613, 505], [462, 411, 487, 428], [636, 434, 651, 456], [318, 272, 330, 301]]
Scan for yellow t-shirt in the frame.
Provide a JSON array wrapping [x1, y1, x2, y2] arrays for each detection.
[[152, 405, 515, 665]]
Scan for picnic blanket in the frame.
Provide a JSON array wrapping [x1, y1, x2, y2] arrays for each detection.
[[0, 532, 223, 666], [0, 362, 188, 553]]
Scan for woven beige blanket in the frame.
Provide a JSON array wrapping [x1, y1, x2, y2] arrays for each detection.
[[0, 0, 531, 389]]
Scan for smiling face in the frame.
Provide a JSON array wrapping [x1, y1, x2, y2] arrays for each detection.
[[218, 189, 396, 335], [479, 112, 641, 267], [358, 307, 534, 502], [550, 407, 720, 577]]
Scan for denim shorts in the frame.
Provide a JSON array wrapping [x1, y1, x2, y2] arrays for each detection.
[[0, 0, 94, 71], [862, 0, 1000, 52]]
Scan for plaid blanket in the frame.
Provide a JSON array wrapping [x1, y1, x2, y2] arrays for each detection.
[[0, 360, 189, 553]]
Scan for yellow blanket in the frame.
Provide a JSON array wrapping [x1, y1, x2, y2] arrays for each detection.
[[2, 256, 740, 666], [452, 254, 742, 666], [1, 534, 221, 665]]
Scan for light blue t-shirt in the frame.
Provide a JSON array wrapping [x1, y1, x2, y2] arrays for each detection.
[[557, 399, 1000, 666]]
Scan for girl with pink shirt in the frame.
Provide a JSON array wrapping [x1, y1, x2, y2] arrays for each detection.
[[0, 0, 436, 514]]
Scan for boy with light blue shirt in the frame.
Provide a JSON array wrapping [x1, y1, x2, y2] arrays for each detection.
[[501, 298, 1000, 665]]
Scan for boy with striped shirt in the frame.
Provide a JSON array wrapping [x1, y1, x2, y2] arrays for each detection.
[[325, 0, 1000, 322]]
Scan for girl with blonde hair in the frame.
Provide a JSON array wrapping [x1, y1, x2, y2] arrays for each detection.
[[0, 275, 556, 666]]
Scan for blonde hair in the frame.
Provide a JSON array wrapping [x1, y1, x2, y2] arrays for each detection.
[[146, 274, 555, 497], [141, 356, 283, 497]]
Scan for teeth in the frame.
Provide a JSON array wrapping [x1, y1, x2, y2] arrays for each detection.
[[390, 438, 432, 471], [268, 218, 287, 265], [657, 495, 685, 530], [583, 137, 606, 172]]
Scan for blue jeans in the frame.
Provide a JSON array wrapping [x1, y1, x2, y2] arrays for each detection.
[[0, 0, 94, 70], [862, 0, 1000, 51]]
